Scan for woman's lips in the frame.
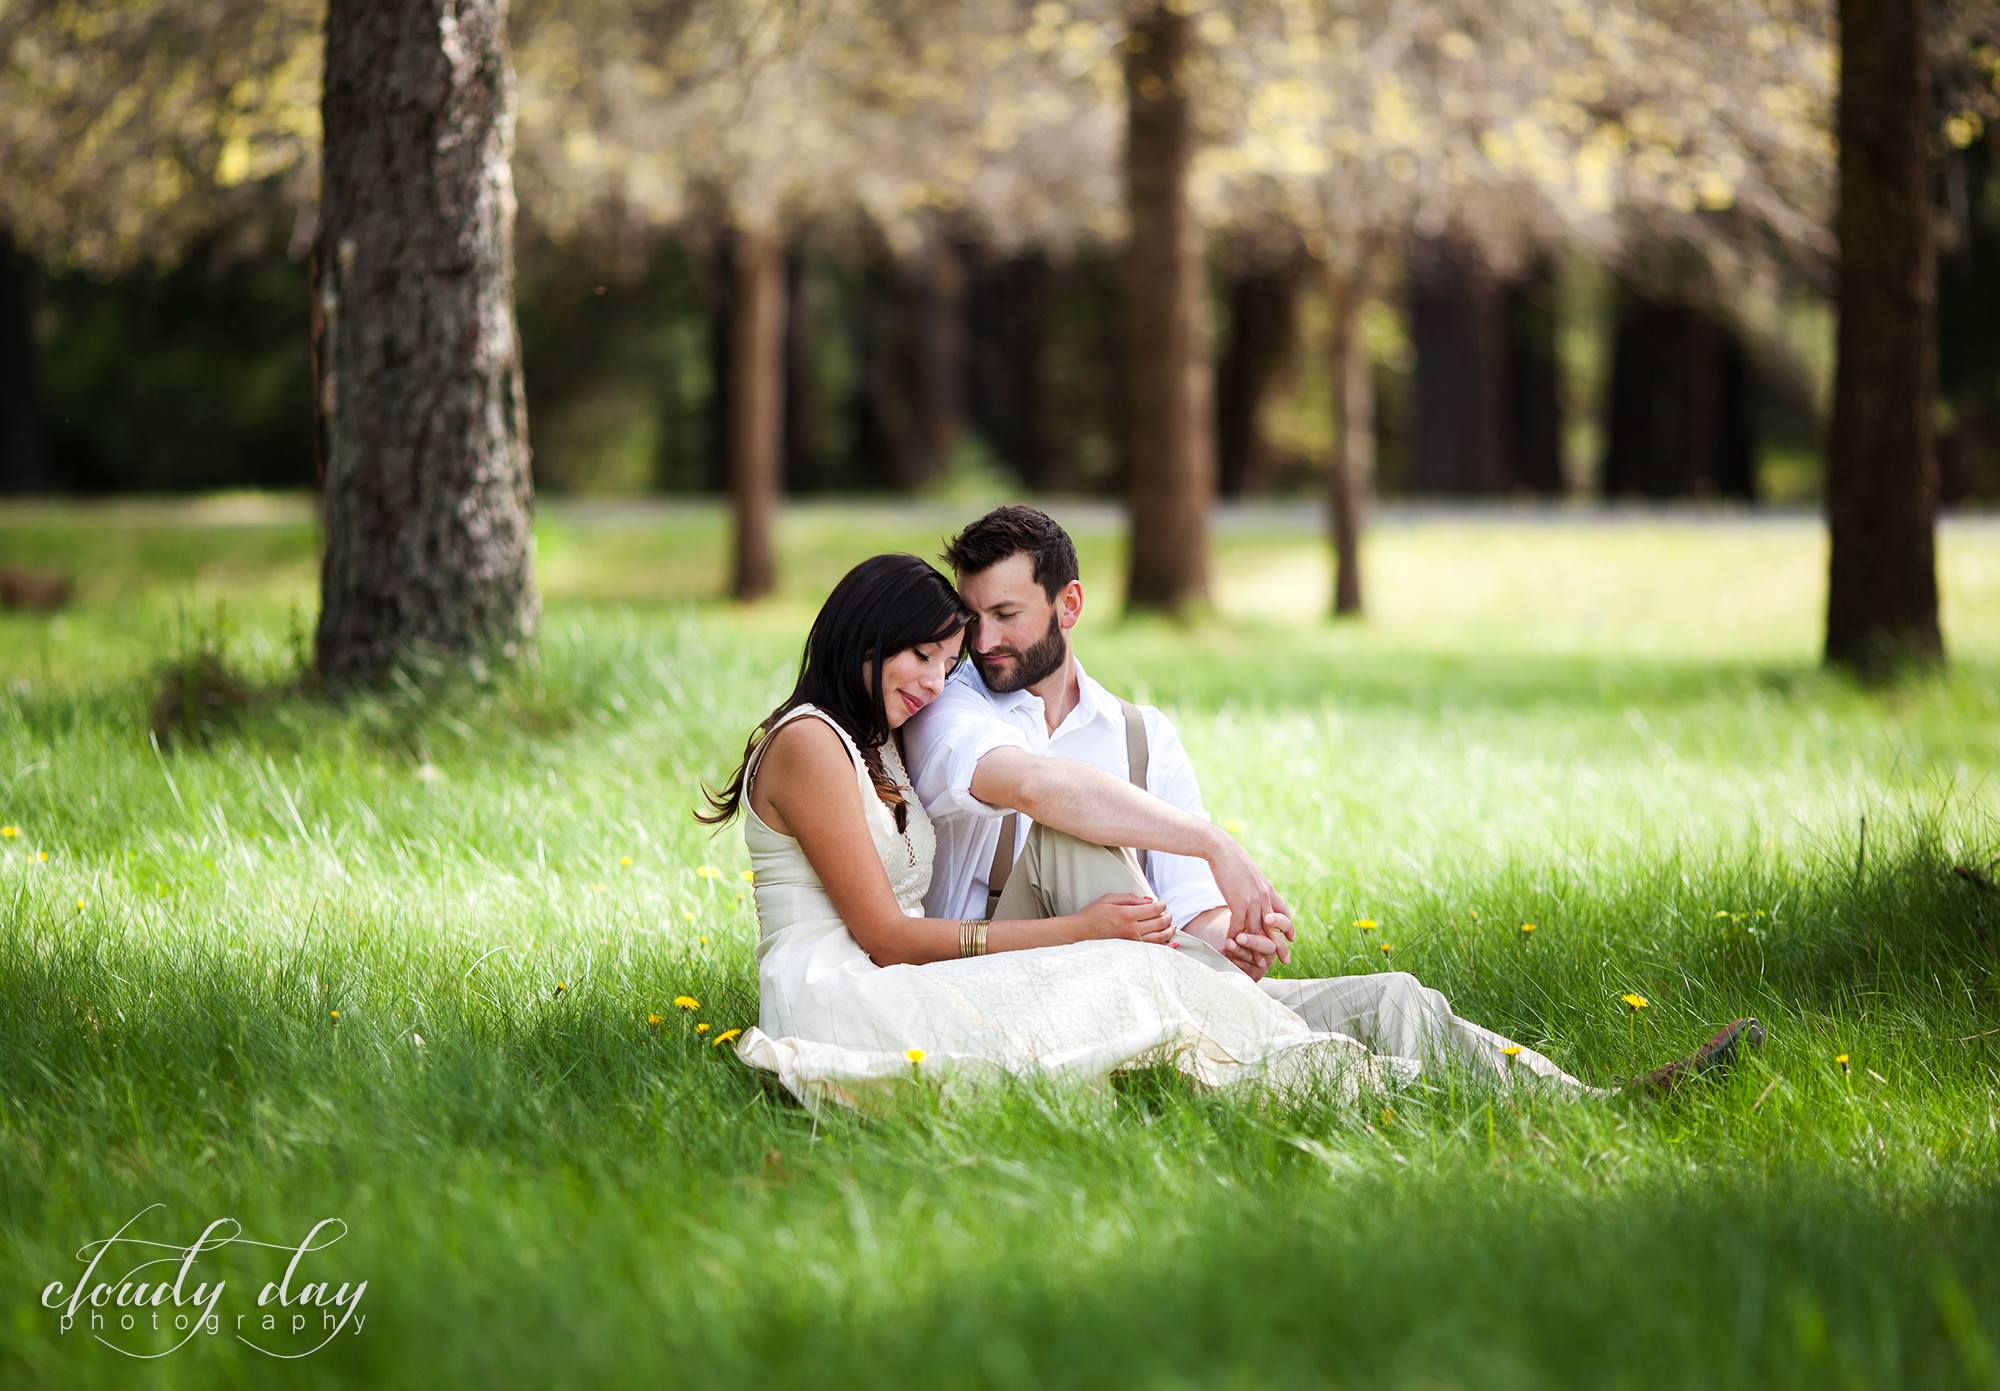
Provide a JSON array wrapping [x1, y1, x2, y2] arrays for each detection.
[[900, 690, 921, 714]]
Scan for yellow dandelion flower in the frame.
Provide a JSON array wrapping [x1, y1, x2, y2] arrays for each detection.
[[673, 995, 699, 1011], [0, 825, 16, 838], [698, 935, 710, 947], [620, 856, 633, 867], [1378, 942, 1393, 955], [647, 1013, 664, 1027], [1354, 918, 1377, 930], [1836, 1053, 1850, 1071], [1619, 993, 1649, 1011], [906, 1047, 926, 1064], [1223, 819, 1246, 835], [739, 869, 756, 883], [682, 910, 696, 922], [1498, 1044, 1523, 1057], [75, 897, 85, 910], [710, 1028, 742, 1047], [696, 865, 722, 879], [696, 1022, 710, 1034], [1519, 923, 1536, 936], [554, 982, 567, 995], [37, 850, 48, 863], [328, 1010, 341, 1022]]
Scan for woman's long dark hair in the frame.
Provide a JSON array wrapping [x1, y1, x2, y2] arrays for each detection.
[[699, 554, 973, 833]]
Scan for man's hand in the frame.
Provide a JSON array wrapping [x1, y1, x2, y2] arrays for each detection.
[[1184, 907, 1288, 982], [1202, 828, 1293, 963]]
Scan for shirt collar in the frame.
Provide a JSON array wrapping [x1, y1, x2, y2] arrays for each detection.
[[955, 654, 1115, 730], [1068, 658, 1122, 729]]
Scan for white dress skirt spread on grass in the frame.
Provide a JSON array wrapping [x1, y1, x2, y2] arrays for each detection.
[[732, 704, 1596, 1115]]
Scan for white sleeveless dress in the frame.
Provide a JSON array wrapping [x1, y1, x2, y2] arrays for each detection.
[[732, 704, 1408, 1116]]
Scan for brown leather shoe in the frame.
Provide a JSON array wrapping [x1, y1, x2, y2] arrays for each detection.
[[1627, 1018, 1765, 1097]]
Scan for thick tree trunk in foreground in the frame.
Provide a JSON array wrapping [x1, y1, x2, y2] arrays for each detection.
[[1326, 265, 1376, 618], [315, 0, 537, 688], [728, 227, 784, 601], [0, 228, 50, 494], [1407, 236, 1506, 495], [1216, 259, 1302, 497], [1825, 0, 1942, 673], [1124, 3, 1213, 615]]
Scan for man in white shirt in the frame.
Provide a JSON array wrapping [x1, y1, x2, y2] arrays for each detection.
[[903, 506, 1296, 977]]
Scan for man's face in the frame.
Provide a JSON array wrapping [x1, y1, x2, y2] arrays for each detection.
[[956, 553, 1075, 694]]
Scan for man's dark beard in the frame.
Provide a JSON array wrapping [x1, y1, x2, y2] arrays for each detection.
[[974, 610, 1066, 693]]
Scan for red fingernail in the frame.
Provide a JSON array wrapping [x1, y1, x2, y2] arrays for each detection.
[[1170, 943, 1181, 949]]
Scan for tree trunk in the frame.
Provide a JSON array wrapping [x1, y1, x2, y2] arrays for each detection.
[[314, 0, 538, 689], [1123, 3, 1213, 615], [1407, 236, 1505, 494], [1825, 0, 1943, 673], [1502, 257, 1564, 496], [1600, 287, 1759, 499], [782, 243, 820, 494], [727, 226, 784, 601], [1216, 259, 1301, 497], [852, 230, 965, 490], [1714, 330, 1757, 501], [0, 227, 50, 494], [965, 248, 1049, 490], [1326, 264, 1376, 618]]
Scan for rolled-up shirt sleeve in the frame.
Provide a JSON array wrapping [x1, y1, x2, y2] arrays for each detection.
[[904, 683, 1031, 822], [1138, 708, 1228, 926]]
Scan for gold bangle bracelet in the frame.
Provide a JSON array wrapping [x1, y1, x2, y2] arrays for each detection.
[[958, 918, 991, 958]]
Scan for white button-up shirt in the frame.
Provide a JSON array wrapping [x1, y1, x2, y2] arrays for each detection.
[[902, 657, 1228, 927]]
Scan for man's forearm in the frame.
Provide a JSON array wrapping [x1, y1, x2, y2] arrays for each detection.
[[986, 750, 1225, 861]]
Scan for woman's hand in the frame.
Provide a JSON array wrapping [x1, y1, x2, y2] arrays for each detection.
[[1068, 893, 1176, 945]]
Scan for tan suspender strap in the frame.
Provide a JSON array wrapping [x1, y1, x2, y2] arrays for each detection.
[[981, 700, 1151, 916], [1121, 699, 1148, 790], [984, 810, 1016, 917]]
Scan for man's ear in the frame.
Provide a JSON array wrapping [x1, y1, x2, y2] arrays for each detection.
[[1059, 579, 1084, 631]]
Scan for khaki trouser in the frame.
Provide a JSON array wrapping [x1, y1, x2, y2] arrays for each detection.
[[990, 824, 1601, 1092]]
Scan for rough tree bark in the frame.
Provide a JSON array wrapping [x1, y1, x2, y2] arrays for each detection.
[[314, 0, 538, 688], [727, 226, 784, 601], [1825, 0, 1942, 673], [1326, 263, 1377, 617], [0, 228, 50, 494], [1123, 2, 1213, 615], [1407, 236, 1506, 494]]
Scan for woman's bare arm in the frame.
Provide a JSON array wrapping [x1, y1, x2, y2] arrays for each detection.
[[755, 718, 1173, 966]]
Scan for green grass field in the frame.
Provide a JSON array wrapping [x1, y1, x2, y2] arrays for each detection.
[[3, 497, 1999, 1389]]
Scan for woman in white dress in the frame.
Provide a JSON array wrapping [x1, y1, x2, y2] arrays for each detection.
[[701, 555, 1760, 1116]]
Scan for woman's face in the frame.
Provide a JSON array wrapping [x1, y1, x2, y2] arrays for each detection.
[[872, 628, 964, 731]]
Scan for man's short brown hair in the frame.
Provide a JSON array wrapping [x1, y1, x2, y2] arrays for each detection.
[[941, 506, 1080, 600]]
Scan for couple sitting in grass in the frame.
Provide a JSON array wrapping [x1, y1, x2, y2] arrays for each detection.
[[701, 506, 1763, 1115]]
